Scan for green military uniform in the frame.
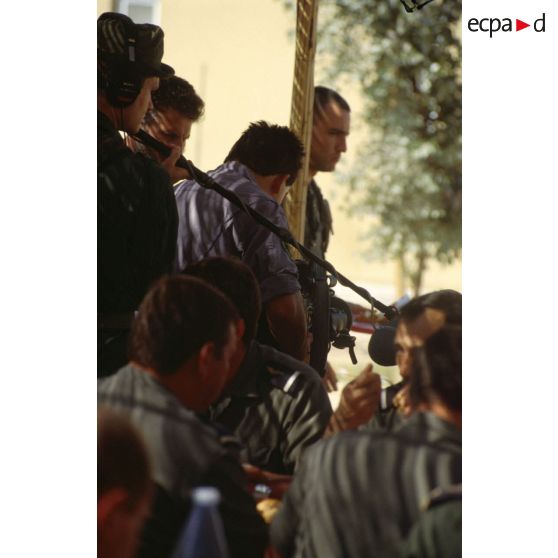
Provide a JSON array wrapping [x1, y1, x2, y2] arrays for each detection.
[[97, 112, 178, 376], [304, 180, 333, 259], [271, 412, 461, 558], [98, 364, 268, 558], [207, 341, 332, 474], [362, 405, 405, 433], [401, 485, 462, 558]]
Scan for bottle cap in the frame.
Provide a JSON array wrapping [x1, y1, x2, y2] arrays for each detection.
[[192, 486, 221, 506]]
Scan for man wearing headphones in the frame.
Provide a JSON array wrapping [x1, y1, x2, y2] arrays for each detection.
[[97, 12, 181, 377]]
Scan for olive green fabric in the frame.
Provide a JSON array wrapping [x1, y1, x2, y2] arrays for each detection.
[[304, 180, 333, 259], [401, 496, 461, 558], [208, 341, 332, 474]]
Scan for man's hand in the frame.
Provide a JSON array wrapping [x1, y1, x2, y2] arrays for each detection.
[[257, 498, 281, 524], [393, 383, 413, 417], [160, 144, 190, 184], [322, 361, 338, 393], [326, 364, 381, 434]]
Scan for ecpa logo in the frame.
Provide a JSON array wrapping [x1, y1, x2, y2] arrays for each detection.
[[468, 13, 546, 38]]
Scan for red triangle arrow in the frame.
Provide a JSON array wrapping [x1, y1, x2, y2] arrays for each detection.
[[516, 19, 530, 31]]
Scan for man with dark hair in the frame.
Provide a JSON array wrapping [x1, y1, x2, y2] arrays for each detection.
[[127, 75, 205, 184], [174, 121, 309, 362], [184, 257, 333, 475], [98, 275, 268, 558], [98, 409, 152, 558], [270, 324, 461, 558], [366, 289, 462, 431], [97, 12, 182, 377], [305, 86, 351, 259]]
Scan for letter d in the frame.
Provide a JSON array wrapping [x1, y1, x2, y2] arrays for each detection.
[[534, 13, 545, 32]]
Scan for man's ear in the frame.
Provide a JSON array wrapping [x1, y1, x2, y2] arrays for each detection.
[[98, 487, 129, 526], [270, 174, 289, 194], [235, 319, 246, 343], [197, 341, 215, 382]]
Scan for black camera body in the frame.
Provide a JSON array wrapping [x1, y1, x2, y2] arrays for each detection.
[[296, 260, 356, 376]]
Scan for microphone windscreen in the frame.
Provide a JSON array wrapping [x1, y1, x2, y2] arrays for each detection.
[[368, 326, 397, 366]]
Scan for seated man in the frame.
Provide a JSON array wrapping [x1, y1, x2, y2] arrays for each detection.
[[185, 257, 382, 474], [174, 121, 309, 362], [365, 289, 462, 432], [98, 275, 267, 558], [401, 484, 462, 558], [98, 409, 152, 558], [126, 75, 205, 184], [184, 257, 333, 474], [270, 324, 461, 558]]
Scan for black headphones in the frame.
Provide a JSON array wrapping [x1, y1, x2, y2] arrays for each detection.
[[101, 15, 144, 108]]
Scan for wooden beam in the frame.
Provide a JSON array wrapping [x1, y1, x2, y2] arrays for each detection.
[[284, 0, 319, 252]]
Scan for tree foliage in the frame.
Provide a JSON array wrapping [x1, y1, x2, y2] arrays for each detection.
[[283, 0, 462, 294]]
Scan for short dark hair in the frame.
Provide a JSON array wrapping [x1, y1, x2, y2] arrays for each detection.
[[98, 408, 151, 510], [149, 76, 205, 121], [313, 86, 351, 117], [183, 257, 261, 346], [128, 275, 239, 375], [224, 121, 304, 179], [409, 325, 462, 413], [400, 290, 462, 326]]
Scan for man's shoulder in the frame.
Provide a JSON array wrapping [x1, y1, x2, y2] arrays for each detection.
[[98, 365, 220, 443], [98, 366, 230, 476], [257, 343, 324, 396], [98, 132, 169, 188]]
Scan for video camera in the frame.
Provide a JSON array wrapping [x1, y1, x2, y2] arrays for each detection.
[[296, 260, 357, 376]]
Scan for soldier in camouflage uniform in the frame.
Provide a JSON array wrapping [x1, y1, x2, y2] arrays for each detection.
[[98, 275, 268, 558], [97, 13, 180, 376], [304, 86, 351, 260], [363, 290, 462, 433], [183, 257, 333, 475], [271, 325, 462, 558], [401, 485, 462, 558], [185, 257, 382, 475]]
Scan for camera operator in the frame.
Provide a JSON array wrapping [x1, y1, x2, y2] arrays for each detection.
[[97, 13, 182, 377]]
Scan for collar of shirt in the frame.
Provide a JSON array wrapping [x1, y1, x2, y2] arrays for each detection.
[[217, 161, 277, 203], [394, 411, 461, 448], [221, 340, 263, 399]]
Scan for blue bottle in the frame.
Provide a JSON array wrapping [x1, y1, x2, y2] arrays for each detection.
[[171, 486, 230, 558]]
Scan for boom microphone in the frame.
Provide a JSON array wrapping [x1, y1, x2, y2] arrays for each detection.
[[368, 326, 397, 367]]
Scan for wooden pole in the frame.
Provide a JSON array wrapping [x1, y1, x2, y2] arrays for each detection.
[[284, 0, 319, 252]]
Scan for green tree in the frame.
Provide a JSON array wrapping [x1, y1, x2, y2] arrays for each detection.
[[284, 0, 461, 294]]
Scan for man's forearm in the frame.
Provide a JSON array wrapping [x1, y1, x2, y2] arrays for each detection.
[[265, 292, 308, 361]]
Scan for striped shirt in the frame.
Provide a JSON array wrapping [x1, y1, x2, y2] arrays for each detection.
[[208, 341, 332, 474], [174, 161, 300, 303], [98, 364, 268, 558], [270, 412, 461, 558]]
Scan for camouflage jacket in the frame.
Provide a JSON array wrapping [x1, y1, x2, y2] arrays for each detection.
[[304, 179, 333, 259]]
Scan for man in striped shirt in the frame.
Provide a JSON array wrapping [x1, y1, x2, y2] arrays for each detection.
[[174, 121, 309, 363], [270, 324, 461, 558]]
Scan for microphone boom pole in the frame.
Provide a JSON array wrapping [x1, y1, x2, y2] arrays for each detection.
[[132, 130, 399, 320]]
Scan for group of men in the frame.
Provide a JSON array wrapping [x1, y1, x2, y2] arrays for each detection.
[[97, 11, 461, 558]]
